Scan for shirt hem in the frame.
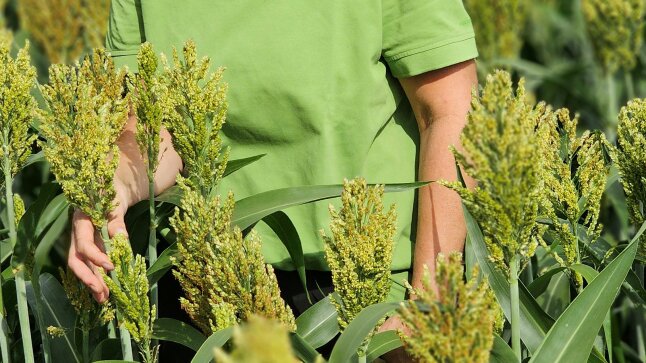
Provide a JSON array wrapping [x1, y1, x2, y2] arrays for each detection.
[[387, 36, 479, 78]]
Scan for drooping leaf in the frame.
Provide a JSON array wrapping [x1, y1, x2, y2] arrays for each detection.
[[489, 335, 517, 363], [190, 327, 233, 363], [233, 182, 426, 230], [328, 302, 400, 363], [365, 330, 403, 362], [152, 318, 206, 352], [295, 294, 339, 349], [263, 211, 308, 297]]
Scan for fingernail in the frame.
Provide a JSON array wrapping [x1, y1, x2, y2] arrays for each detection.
[[102, 262, 114, 271]]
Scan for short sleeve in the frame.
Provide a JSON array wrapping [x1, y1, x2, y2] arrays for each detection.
[[105, 0, 145, 71], [382, 0, 478, 78]]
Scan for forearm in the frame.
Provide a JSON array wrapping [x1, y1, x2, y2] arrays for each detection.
[[397, 60, 477, 294], [412, 117, 474, 292], [113, 113, 183, 214]]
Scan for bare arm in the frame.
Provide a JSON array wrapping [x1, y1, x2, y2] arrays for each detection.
[[399, 59, 477, 293], [67, 112, 183, 302]]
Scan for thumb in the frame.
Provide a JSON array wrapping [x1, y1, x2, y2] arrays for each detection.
[[107, 210, 129, 238]]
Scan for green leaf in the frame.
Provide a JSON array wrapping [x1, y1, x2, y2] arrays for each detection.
[[528, 267, 567, 298], [23, 150, 45, 169], [152, 154, 266, 206], [92, 361, 137, 363], [365, 330, 403, 362], [233, 182, 426, 230], [147, 242, 178, 285], [263, 211, 308, 298], [152, 318, 206, 352], [535, 269, 570, 319], [489, 335, 517, 363], [464, 207, 553, 352], [25, 273, 81, 363], [289, 333, 322, 363], [190, 327, 233, 363], [222, 153, 266, 177], [328, 302, 401, 363], [295, 294, 339, 349], [528, 221, 646, 363], [13, 183, 63, 266]]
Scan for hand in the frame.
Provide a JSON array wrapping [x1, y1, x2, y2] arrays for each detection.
[[66, 113, 182, 303], [67, 204, 128, 303], [378, 316, 413, 363]]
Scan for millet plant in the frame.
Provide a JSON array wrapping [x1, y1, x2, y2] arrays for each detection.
[[39, 48, 138, 360], [322, 177, 396, 362], [442, 70, 550, 360], [0, 31, 38, 363]]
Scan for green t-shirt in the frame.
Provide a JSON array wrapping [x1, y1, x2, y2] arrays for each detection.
[[106, 0, 478, 272]]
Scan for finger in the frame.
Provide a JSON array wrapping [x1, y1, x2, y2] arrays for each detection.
[[73, 211, 114, 271], [90, 263, 110, 302], [67, 249, 106, 300]]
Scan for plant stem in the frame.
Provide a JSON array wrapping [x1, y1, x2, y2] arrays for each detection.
[[147, 172, 158, 318], [573, 220, 583, 295], [0, 266, 10, 363], [100, 225, 134, 361], [510, 254, 521, 362], [4, 153, 34, 363], [606, 72, 617, 138], [357, 354, 367, 363], [624, 72, 635, 101], [637, 265, 645, 361], [82, 329, 89, 363]]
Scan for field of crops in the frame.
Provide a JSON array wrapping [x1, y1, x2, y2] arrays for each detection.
[[0, 0, 645, 362]]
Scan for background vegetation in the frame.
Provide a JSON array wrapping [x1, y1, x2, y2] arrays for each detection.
[[0, 0, 645, 362]]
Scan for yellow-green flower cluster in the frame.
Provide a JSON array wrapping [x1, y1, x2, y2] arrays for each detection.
[[442, 71, 549, 276], [398, 253, 497, 363], [130, 42, 172, 174], [464, 0, 527, 62], [46, 326, 66, 338], [39, 49, 129, 227], [614, 99, 646, 259], [13, 194, 25, 227], [322, 178, 396, 343], [101, 234, 157, 363], [163, 40, 229, 197], [60, 267, 114, 331], [18, 0, 111, 64], [213, 315, 301, 363], [171, 181, 295, 334], [582, 0, 645, 74], [540, 109, 610, 284], [0, 33, 37, 178]]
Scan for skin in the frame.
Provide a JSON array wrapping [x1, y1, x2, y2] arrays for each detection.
[[67, 59, 477, 361], [379, 60, 478, 362]]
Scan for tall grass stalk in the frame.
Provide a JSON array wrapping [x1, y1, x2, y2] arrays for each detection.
[[0, 286, 9, 363], [3, 144, 33, 363], [100, 225, 134, 361], [510, 254, 521, 361], [147, 171, 157, 313]]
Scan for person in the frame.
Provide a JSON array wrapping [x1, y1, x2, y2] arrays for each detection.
[[67, 0, 478, 361]]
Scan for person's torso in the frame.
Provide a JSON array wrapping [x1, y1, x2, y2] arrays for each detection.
[[140, 1, 419, 270]]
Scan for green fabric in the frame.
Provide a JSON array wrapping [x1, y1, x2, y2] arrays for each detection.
[[106, 0, 477, 271]]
